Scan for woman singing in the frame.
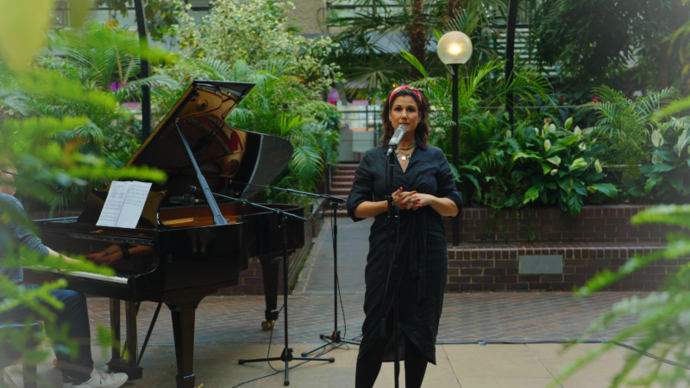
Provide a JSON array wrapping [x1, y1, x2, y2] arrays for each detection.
[[347, 86, 463, 388]]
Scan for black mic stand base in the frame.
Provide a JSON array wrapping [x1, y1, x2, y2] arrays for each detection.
[[238, 347, 335, 386], [301, 332, 361, 357], [237, 212, 334, 386], [301, 198, 361, 357]]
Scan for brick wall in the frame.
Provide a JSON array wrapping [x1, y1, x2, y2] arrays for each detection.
[[443, 205, 686, 292], [445, 205, 678, 243]]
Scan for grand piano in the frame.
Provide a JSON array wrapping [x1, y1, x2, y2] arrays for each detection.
[[24, 81, 303, 388]]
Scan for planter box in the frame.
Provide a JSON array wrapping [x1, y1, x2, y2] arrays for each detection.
[[443, 205, 686, 292]]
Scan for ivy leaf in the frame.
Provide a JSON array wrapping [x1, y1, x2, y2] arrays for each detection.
[[567, 192, 583, 215], [559, 136, 579, 147], [512, 151, 541, 162], [547, 156, 561, 166], [651, 163, 675, 173], [523, 186, 540, 204], [572, 180, 587, 196], [656, 150, 675, 162], [588, 183, 618, 198], [570, 158, 588, 170], [542, 164, 553, 175], [669, 175, 684, 192], [645, 175, 664, 193], [558, 177, 573, 193]]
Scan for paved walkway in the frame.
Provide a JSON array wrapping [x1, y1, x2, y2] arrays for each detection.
[[5, 218, 679, 388]]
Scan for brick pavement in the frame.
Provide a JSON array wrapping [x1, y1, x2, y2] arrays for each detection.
[[85, 218, 646, 347], [86, 291, 645, 347]]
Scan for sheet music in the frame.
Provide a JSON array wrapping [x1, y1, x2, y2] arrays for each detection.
[[116, 181, 152, 228], [96, 181, 129, 227], [96, 181, 152, 229]]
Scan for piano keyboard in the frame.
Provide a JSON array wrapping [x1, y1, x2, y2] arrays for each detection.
[[25, 266, 129, 284]]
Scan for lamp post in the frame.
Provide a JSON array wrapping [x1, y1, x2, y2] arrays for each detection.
[[437, 31, 473, 247]]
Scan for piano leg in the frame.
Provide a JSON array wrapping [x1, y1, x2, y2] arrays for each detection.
[[107, 299, 143, 380], [258, 255, 281, 330], [167, 300, 201, 388]]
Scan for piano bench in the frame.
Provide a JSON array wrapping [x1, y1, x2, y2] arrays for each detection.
[[0, 322, 43, 388]]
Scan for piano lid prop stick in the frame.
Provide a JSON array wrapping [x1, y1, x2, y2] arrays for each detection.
[[175, 119, 227, 225]]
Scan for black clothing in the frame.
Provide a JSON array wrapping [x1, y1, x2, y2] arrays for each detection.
[[347, 145, 463, 365], [355, 335, 428, 388]]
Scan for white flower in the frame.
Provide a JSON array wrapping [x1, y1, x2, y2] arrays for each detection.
[[573, 126, 582, 136], [651, 129, 664, 148], [544, 139, 552, 151], [504, 130, 512, 138], [550, 169, 558, 176], [549, 124, 557, 133], [534, 127, 541, 137], [579, 142, 586, 151], [652, 154, 663, 164], [594, 159, 602, 173], [676, 129, 689, 154]]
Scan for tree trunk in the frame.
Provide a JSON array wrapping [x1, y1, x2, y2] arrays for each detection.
[[407, 0, 427, 80], [444, 0, 467, 22]]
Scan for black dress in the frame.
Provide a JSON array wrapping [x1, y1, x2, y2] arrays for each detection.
[[347, 144, 463, 364]]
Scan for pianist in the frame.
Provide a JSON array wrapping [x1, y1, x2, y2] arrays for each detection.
[[0, 164, 129, 388]]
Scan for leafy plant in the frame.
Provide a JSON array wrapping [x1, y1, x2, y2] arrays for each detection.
[[509, 118, 617, 215], [327, 0, 508, 96], [94, 0, 179, 42], [531, 0, 689, 88], [549, 205, 690, 388], [156, 57, 339, 205], [625, 123, 690, 203], [1, 22, 178, 212], [400, 53, 551, 204], [169, 0, 341, 98], [586, 86, 677, 183], [0, 1, 166, 383]]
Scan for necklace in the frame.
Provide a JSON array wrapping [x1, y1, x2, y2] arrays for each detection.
[[398, 143, 416, 151], [395, 144, 416, 161]]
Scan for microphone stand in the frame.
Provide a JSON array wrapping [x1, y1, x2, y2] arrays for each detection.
[[208, 191, 334, 386], [381, 143, 402, 388], [223, 181, 362, 354]]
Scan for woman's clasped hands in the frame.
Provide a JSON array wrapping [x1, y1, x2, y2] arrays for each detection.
[[391, 187, 434, 210]]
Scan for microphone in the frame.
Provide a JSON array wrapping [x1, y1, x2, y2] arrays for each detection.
[[170, 194, 206, 206], [386, 124, 408, 156]]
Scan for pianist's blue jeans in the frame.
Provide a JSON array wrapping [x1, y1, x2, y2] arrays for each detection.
[[0, 287, 93, 383]]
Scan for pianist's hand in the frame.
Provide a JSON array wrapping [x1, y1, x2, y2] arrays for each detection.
[[86, 251, 122, 266]]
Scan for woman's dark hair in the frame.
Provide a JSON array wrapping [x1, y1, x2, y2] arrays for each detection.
[[380, 88, 430, 148]]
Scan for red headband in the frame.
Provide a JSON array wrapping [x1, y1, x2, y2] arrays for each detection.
[[389, 86, 423, 107]]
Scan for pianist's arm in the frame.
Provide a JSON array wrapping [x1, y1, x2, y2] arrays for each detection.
[[0, 192, 77, 267]]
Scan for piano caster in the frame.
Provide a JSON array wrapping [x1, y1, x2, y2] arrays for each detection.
[[261, 320, 275, 330]]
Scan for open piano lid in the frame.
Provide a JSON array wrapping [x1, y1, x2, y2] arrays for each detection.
[[125, 81, 294, 203]]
